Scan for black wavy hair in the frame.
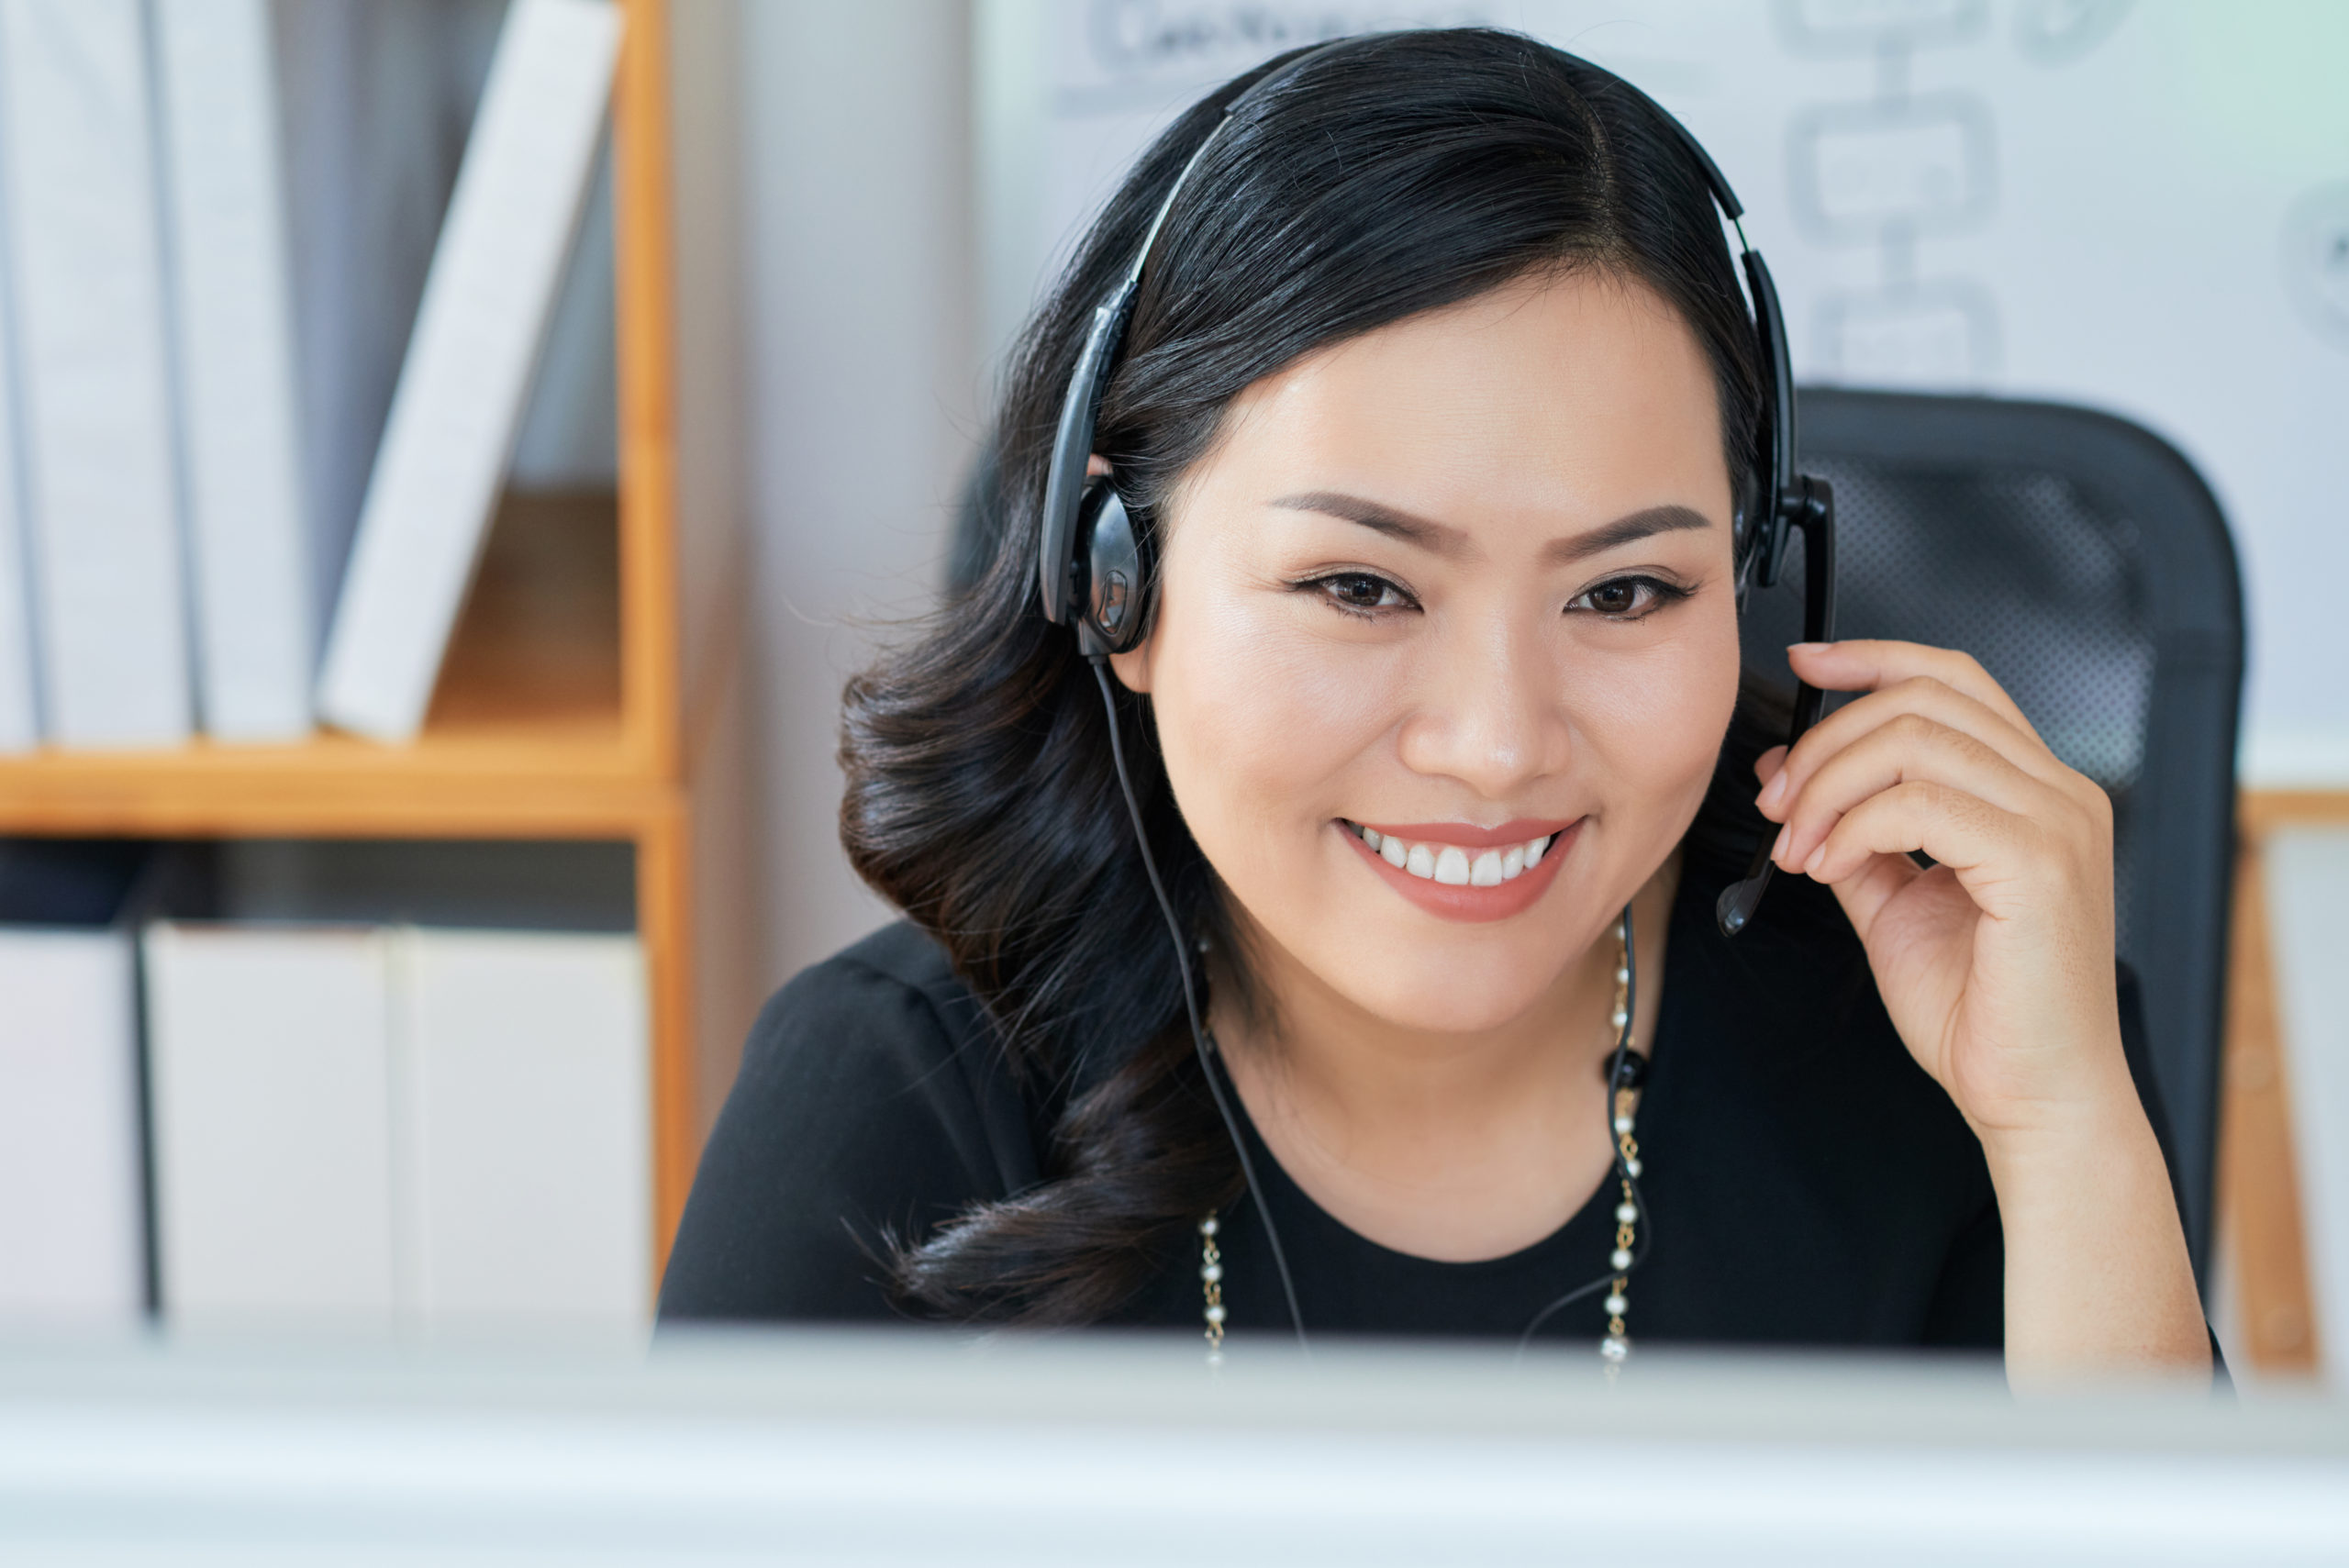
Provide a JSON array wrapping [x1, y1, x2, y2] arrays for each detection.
[[841, 28, 1782, 1325]]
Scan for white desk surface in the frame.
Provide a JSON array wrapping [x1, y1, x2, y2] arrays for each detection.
[[2, 1328, 2343, 1564]]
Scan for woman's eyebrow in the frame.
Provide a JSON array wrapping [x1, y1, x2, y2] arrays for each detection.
[[1542, 504, 1713, 564], [1270, 492, 1712, 562], [1271, 491, 1467, 554]]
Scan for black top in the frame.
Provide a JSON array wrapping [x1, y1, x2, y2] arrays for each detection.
[[661, 860, 2193, 1356]]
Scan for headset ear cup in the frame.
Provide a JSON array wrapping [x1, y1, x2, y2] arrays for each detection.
[[1075, 481, 1152, 657]]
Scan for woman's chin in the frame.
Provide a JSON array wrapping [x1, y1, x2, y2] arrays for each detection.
[[1226, 884, 1613, 1037], [1358, 995, 1552, 1036], [1308, 940, 1570, 1037]]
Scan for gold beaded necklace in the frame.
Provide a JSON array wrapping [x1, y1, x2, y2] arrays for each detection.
[[1199, 915, 1646, 1368]]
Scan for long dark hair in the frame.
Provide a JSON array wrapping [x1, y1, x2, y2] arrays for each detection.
[[842, 28, 1778, 1325]]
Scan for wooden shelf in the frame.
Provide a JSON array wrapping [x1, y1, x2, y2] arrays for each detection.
[[0, 492, 659, 840], [428, 490, 622, 735], [2220, 787, 2349, 1378]]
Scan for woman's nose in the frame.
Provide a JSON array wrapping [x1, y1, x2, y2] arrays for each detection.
[[1393, 613, 1566, 798]]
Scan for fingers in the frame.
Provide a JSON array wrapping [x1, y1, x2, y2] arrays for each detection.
[[1756, 673, 2075, 825], [1768, 710, 2065, 880], [1802, 779, 2036, 895], [1787, 640, 2041, 741], [1804, 781, 2047, 942], [1822, 829, 1930, 936], [1746, 640, 2114, 937]]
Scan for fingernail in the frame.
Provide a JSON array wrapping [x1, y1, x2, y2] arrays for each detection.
[[1787, 641, 1829, 654], [1771, 824, 1789, 865], [1758, 771, 1787, 811], [1802, 844, 1826, 876]]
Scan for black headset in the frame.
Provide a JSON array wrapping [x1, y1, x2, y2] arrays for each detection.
[[1043, 37, 1838, 1349]]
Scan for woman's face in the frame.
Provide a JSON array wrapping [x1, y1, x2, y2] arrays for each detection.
[[1111, 268, 1742, 1036]]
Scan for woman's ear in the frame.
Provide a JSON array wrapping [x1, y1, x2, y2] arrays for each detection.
[[1107, 636, 1154, 695]]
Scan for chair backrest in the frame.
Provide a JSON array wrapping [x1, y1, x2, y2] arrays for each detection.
[[1742, 390, 2244, 1287]]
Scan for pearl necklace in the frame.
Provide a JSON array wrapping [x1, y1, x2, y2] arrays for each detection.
[[1199, 917, 1644, 1367]]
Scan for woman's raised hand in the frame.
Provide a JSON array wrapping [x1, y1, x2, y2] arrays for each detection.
[[1751, 639, 2129, 1148], [1753, 638, 2210, 1380]]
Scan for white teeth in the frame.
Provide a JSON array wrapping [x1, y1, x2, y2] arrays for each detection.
[[1363, 828, 1561, 886]]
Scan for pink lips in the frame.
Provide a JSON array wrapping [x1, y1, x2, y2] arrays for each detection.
[[1341, 817, 1582, 923]]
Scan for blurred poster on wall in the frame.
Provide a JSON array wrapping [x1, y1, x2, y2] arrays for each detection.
[[980, 0, 2349, 782]]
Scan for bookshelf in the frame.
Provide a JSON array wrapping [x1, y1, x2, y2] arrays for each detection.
[[0, 0, 750, 1284]]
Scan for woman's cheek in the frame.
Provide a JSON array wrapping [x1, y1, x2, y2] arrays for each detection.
[[1154, 591, 1397, 859], [1582, 612, 1741, 825]]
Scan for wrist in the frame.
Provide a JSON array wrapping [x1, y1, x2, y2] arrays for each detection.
[[1976, 1062, 2209, 1384], [1964, 1018, 2143, 1164], [1976, 1065, 2162, 1199]]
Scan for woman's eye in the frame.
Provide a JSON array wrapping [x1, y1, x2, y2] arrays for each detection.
[[1569, 575, 1684, 618], [1310, 573, 1410, 613]]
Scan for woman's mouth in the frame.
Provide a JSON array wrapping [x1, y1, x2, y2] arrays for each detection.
[[1338, 817, 1581, 922]]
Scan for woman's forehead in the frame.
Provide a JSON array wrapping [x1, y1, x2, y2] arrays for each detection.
[[1188, 270, 1733, 541]]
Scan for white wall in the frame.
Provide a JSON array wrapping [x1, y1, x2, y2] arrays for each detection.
[[738, 1, 982, 988]]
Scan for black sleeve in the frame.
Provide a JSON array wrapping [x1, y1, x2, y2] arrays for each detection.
[[657, 950, 1031, 1324], [1917, 962, 2230, 1385], [1920, 1191, 2004, 1349]]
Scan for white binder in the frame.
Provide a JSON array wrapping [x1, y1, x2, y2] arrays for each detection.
[[0, 929, 144, 1321], [400, 929, 651, 1327], [0, 0, 192, 748], [316, 0, 620, 742], [143, 924, 399, 1325], [150, 0, 311, 741], [0, 208, 33, 754]]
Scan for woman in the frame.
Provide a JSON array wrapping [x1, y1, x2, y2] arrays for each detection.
[[662, 29, 2214, 1383]]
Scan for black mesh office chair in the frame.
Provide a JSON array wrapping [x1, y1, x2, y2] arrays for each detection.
[[1743, 390, 2243, 1288], [948, 390, 2246, 1293]]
